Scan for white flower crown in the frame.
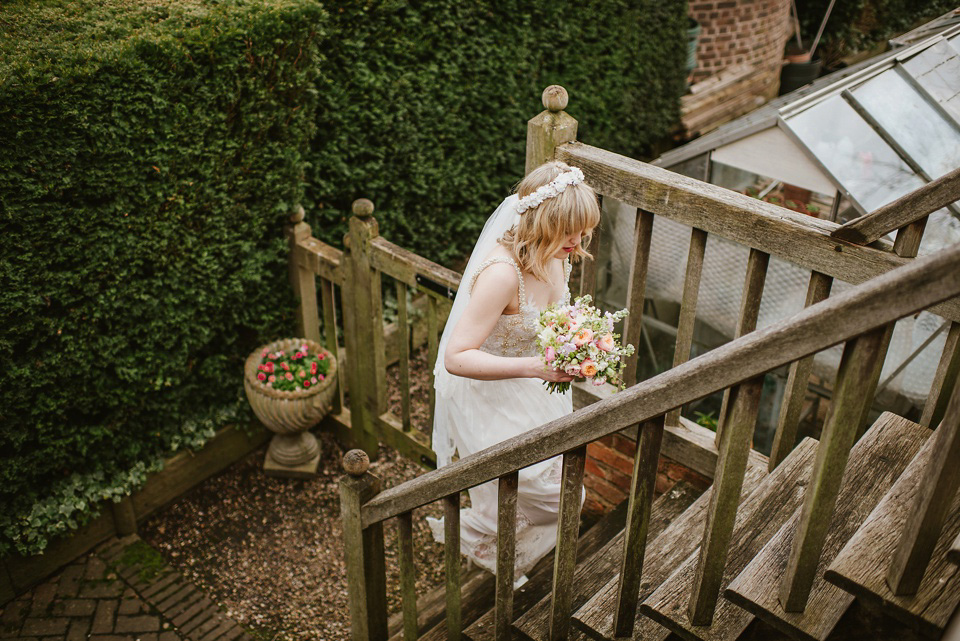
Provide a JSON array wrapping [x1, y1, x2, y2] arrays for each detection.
[[515, 167, 585, 214]]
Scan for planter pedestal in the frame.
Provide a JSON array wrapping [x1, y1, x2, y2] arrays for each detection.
[[264, 432, 321, 479]]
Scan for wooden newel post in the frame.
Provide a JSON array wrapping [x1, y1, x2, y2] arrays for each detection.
[[285, 204, 322, 344], [340, 450, 388, 641], [526, 85, 578, 175], [342, 198, 386, 458]]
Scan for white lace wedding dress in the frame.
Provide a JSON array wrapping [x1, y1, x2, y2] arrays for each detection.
[[427, 255, 575, 580]]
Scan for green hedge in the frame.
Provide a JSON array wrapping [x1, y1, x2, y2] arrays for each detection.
[[0, 0, 686, 557], [0, 0, 324, 556], [305, 0, 688, 266]]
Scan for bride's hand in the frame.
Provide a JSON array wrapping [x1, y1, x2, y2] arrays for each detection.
[[526, 357, 575, 382]]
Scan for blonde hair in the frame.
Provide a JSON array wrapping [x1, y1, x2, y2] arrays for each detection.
[[500, 160, 601, 282]]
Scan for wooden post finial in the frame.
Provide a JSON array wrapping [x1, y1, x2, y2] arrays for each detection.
[[542, 85, 569, 113], [352, 198, 375, 218], [343, 449, 370, 476], [290, 204, 306, 223]]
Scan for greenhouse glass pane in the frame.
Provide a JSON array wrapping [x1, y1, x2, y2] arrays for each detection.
[[902, 40, 960, 124], [853, 69, 960, 179], [786, 95, 924, 213]]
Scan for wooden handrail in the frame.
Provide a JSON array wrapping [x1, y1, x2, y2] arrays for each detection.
[[360, 242, 960, 528], [831, 166, 960, 245], [556, 143, 960, 323]]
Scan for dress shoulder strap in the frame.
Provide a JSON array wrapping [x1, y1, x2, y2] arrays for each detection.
[[468, 256, 526, 308]]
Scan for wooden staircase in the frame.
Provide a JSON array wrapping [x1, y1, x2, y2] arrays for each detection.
[[326, 89, 960, 641], [389, 412, 959, 641]]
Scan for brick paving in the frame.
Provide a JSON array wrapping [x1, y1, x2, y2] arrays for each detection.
[[0, 535, 252, 641]]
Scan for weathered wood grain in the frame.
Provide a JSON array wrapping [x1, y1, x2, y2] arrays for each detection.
[[370, 235, 461, 293], [824, 428, 960, 639], [715, 249, 769, 447], [397, 511, 418, 641], [689, 376, 764, 624], [295, 234, 343, 284], [392, 562, 492, 641], [549, 447, 587, 640], [830, 166, 960, 245], [511, 482, 701, 641], [666, 227, 708, 428], [725, 413, 930, 641], [768, 271, 833, 471], [921, 321, 960, 428], [555, 142, 960, 323], [893, 218, 927, 258], [948, 532, 960, 566], [526, 86, 578, 175], [319, 276, 344, 415], [779, 328, 889, 611], [361, 242, 960, 528], [466, 493, 633, 641], [639, 439, 819, 641], [395, 280, 412, 432], [572, 457, 770, 641], [495, 472, 519, 641], [612, 416, 665, 636], [887, 377, 960, 595], [340, 470, 388, 641], [623, 209, 654, 388], [445, 492, 463, 641]]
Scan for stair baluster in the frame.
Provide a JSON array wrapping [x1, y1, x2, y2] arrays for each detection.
[[494, 471, 519, 641], [886, 375, 960, 594], [397, 512, 418, 640], [548, 446, 587, 640], [665, 227, 708, 429], [769, 271, 833, 471], [613, 414, 665, 637], [445, 492, 463, 640], [779, 326, 889, 611], [688, 374, 765, 624], [921, 321, 960, 429], [714, 248, 770, 447]]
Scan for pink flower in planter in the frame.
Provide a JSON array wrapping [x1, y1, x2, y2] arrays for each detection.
[[301, 345, 309, 353], [310, 362, 318, 375], [311, 376, 317, 384], [265, 362, 275, 373], [318, 353, 325, 360], [303, 380, 311, 388], [268, 375, 276, 382], [285, 372, 294, 381], [318, 374, 325, 381], [257, 372, 266, 381], [261, 349, 269, 358], [281, 362, 290, 371], [298, 370, 306, 378]]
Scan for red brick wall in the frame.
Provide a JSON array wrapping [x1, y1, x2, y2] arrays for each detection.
[[583, 432, 711, 517], [688, 0, 792, 84]]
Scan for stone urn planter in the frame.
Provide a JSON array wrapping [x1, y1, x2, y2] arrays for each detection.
[[243, 338, 338, 478]]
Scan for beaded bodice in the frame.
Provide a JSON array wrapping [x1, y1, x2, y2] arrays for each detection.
[[467, 256, 572, 358]]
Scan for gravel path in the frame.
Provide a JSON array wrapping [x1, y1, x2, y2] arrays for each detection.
[[141, 430, 446, 641]]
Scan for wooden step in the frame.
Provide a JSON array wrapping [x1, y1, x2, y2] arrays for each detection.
[[453, 488, 631, 641], [724, 413, 930, 641], [511, 481, 704, 641], [824, 425, 960, 640], [638, 437, 820, 641], [572, 451, 771, 641]]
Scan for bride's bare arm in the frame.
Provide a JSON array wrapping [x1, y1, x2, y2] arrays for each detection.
[[444, 263, 574, 383]]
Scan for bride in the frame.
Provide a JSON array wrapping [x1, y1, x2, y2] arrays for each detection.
[[427, 160, 601, 583]]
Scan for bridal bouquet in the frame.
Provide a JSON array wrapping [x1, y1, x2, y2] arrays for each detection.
[[536, 295, 636, 394]]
